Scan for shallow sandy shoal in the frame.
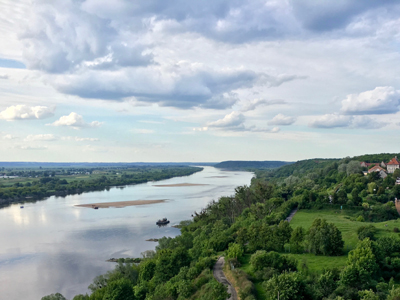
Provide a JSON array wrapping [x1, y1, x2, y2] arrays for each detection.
[[75, 199, 166, 208], [153, 183, 209, 187]]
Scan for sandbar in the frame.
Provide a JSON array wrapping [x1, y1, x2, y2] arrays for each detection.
[[75, 199, 166, 208], [153, 183, 209, 187]]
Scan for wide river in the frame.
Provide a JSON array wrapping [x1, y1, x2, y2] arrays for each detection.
[[0, 166, 253, 299]]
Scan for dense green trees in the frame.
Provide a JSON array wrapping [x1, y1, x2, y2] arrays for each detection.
[[264, 272, 310, 300], [307, 218, 344, 256], [290, 226, 305, 253], [340, 239, 379, 289], [41, 293, 67, 300]]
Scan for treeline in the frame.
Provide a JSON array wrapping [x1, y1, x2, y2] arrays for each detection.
[[43, 155, 400, 299], [354, 153, 400, 163], [0, 166, 202, 207], [214, 160, 292, 170], [256, 158, 340, 180]]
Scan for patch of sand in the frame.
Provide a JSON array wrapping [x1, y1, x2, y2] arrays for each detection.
[[153, 183, 209, 187], [75, 199, 166, 208]]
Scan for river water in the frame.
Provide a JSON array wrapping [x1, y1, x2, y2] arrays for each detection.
[[0, 166, 253, 299]]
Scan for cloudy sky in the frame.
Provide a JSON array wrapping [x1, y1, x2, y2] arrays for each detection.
[[1, 0, 400, 162]]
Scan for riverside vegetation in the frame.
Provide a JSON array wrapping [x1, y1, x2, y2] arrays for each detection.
[[0, 166, 203, 207], [43, 154, 400, 300]]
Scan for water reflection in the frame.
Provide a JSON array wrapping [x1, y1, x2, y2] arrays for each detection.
[[0, 167, 253, 299]]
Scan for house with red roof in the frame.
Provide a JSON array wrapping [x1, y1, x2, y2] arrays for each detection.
[[368, 165, 385, 174], [387, 156, 400, 173], [360, 162, 379, 168]]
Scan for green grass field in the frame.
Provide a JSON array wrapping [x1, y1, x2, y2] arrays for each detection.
[[238, 208, 400, 299], [290, 208, 400, 250]]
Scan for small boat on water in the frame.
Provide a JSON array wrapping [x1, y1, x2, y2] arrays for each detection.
[[156, 218, 170, 225]]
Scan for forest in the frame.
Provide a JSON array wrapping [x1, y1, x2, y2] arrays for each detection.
[[214, 161, 292, 170], [42, 154, 400, 300]]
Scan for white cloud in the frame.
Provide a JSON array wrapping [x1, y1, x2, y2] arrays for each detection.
[[208, 111, 245, 128], [206, 111, 280, 133], [0, 105, 55, 121], [48, 112, 103, 129], [74, 137, 99, 142], [61, 136, 99, 142], [51, 64, 301, 109], [3, 134, 17, 140], [268, 113, 296, 125], [193, 127, 209, 132], [241, 99, 286, 112], [309, 113, 352, 128], [0, 74, 8, 79], [14, 145, 47, 150], [341, 86, 400, 115], [350, 116, 387, 129], [24, 134, 57, 141], [309, 114, 387, 129]]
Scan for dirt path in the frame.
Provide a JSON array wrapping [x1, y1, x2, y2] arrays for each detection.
[[213, 257, 238, 300], [285, 208, 298, 222]]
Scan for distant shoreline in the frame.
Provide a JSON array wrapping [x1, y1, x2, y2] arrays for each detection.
[[75, 199, 167, 208]]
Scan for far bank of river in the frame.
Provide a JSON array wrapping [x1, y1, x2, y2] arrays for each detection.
[[0, 166, 253, 300]]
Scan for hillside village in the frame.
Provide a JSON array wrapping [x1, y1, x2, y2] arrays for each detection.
[[361, 156, 400, 183]]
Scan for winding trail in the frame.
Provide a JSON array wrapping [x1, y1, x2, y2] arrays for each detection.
[[213, 256, 238, 300], [285, 207, 298, 222], [213, 208, 298, 299]]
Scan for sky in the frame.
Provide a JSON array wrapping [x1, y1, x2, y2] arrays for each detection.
[[1, 0, 400, 162]]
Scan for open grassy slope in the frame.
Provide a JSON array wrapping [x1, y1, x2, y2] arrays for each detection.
[[238, 208, 400, 299]]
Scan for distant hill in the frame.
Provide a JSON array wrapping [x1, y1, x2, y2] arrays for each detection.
[[214, 160, 292, 170], [255, 158, 340, 180]]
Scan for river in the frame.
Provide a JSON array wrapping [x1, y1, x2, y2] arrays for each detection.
[[0, 166, 253, 299]]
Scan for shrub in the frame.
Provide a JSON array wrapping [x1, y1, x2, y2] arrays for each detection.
[[357, 225, 377, 241], [250, 251, 297, 273], [226, 243, 244, 260], [356, 216, 365, 222]]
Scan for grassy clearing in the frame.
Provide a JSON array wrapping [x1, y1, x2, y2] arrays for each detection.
[[286, 253, 348, 272], [237, 208, 400, 298], [290, 208, 400, 250]]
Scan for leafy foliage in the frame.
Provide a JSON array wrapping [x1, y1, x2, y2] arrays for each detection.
[[307, 218, 344, 256]]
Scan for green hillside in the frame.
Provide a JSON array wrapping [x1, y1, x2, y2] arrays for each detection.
[[214, 160, 292, 170]]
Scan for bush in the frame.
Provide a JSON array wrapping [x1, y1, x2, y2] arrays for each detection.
[[250, 250, 297, 273], [356, 215, 365, 222], [357, 225, 377, 241], [226, 243, 244, 260]]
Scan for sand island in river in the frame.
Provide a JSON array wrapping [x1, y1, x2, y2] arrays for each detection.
[[75, 199, 166, 208], [153, 183, 209, 187]]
